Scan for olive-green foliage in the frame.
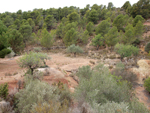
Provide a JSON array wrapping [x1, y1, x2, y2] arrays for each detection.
[[19, 24, 32, 45], [144, 77, 150, 92], [67, 12, 80, 23], [17, 52, 49, 74], [111, 62, 137, 85], [36, 15, 44, 29], [105, 11, 116, 22], [113, 14, 126, 31], [44, 15, 56, 30], [63, 28, 78, 46], [75, 64, 131, 106], [66, 44, 83, 56], [14, 19, 21, 30], [107, 2, 114, 10], [81, 30, 89, 44], [27, 18, 35, 31], [145, 42, 150, 53], [129, 98, 149, 113], [124, 24, 135, 44], [88, 9, 99, 24], [0, 20, 9, 50], [86, 22, 94, 35], [40, 28, 53, 49], [30, 100, 70, 113], [115, 43, 139, 59], [94, 101, 129, 113], [96, 20, 110, 36], [105, 26, 118, 47], [0, 47, 11, 58], [122, 1, 131, 11], [130, 0, 150, 19], [15, 80, 59, 113], [0, 83, 8, 100], [9, 29, 24, 53], [56, 23, 64, 38], [2, 15, 14, 27], [76, 66, 93, 80], [132, 15, 145, 27], [134, 21, 143, 39], [79, 17, 87, 29], [62, 22, 77, 37], [92, 34, 104, 50]]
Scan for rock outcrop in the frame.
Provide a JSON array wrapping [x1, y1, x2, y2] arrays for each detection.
[[132, 59, 150, 84]]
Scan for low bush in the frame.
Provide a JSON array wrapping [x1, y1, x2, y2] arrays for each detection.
[[0, 83, 8, 100], [145, 42, 150, 53], [144, 77, 150, 92], [74, 64, 131, 107], [15, 79, 71, 113], [115, 43, 139, 60], [66, 44, 83, 57], [111, 62, 137, 86]]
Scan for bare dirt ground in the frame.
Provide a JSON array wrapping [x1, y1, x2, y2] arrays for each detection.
[[135, 85, 150, 110], [0, 53, 97, 91]]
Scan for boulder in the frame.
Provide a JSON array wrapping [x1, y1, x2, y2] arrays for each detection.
[[104, 59, 121, 66], [36, 67, 64, 78], [132, 59, 150, 84]]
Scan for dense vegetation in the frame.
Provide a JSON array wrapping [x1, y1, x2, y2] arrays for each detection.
[[0, 0, 147, 58], [0, 0, 150, 112]]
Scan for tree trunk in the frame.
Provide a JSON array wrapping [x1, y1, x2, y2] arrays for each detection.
[[74, 52, 76, 57], [97, 46, 100, 50], [110, 46, 113, 52]]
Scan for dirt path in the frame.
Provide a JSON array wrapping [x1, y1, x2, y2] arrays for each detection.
[[135, 85, 150, 110]]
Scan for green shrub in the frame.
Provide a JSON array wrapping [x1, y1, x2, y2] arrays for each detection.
[[115, 43, 139, 60], [145, 42, 150, 53], [74, 64, 131, 107], [94, 101, 129, 113], [0, 48, 11, 58], [15, 79, 71, 113], [15, 80, 59, 113], [76, 66, 93, 80], [66, 44, 83, 57], [86, 22, 94, 35], [17, 52, 49, 75], [33, 47, 42, 52], [111, 62, 137, 86], [0, 83, 8, 99], [144, 77, 150, 92], [129, 98, 149, 113]]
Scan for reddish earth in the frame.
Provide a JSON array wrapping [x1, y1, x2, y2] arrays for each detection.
[[0, 53, 97, 92], [135, 85, 150, 110]]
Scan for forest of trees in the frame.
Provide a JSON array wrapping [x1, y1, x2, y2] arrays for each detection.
[[0, 0, 148, 58]]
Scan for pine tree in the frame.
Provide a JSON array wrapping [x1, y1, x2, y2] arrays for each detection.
[[9, 29, 24, 53], [41, 28, 53, 49], [88, 9, 99, 24], [92, 34, 104, 50], [63, 28, 78, 46], [96, 20, 110, 36], [105, 26, 118, 50], [124, 24, 135, 44], [81, 30, 89, 44], [86, 22, 94, 35], [134, 21, 143, 39]]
